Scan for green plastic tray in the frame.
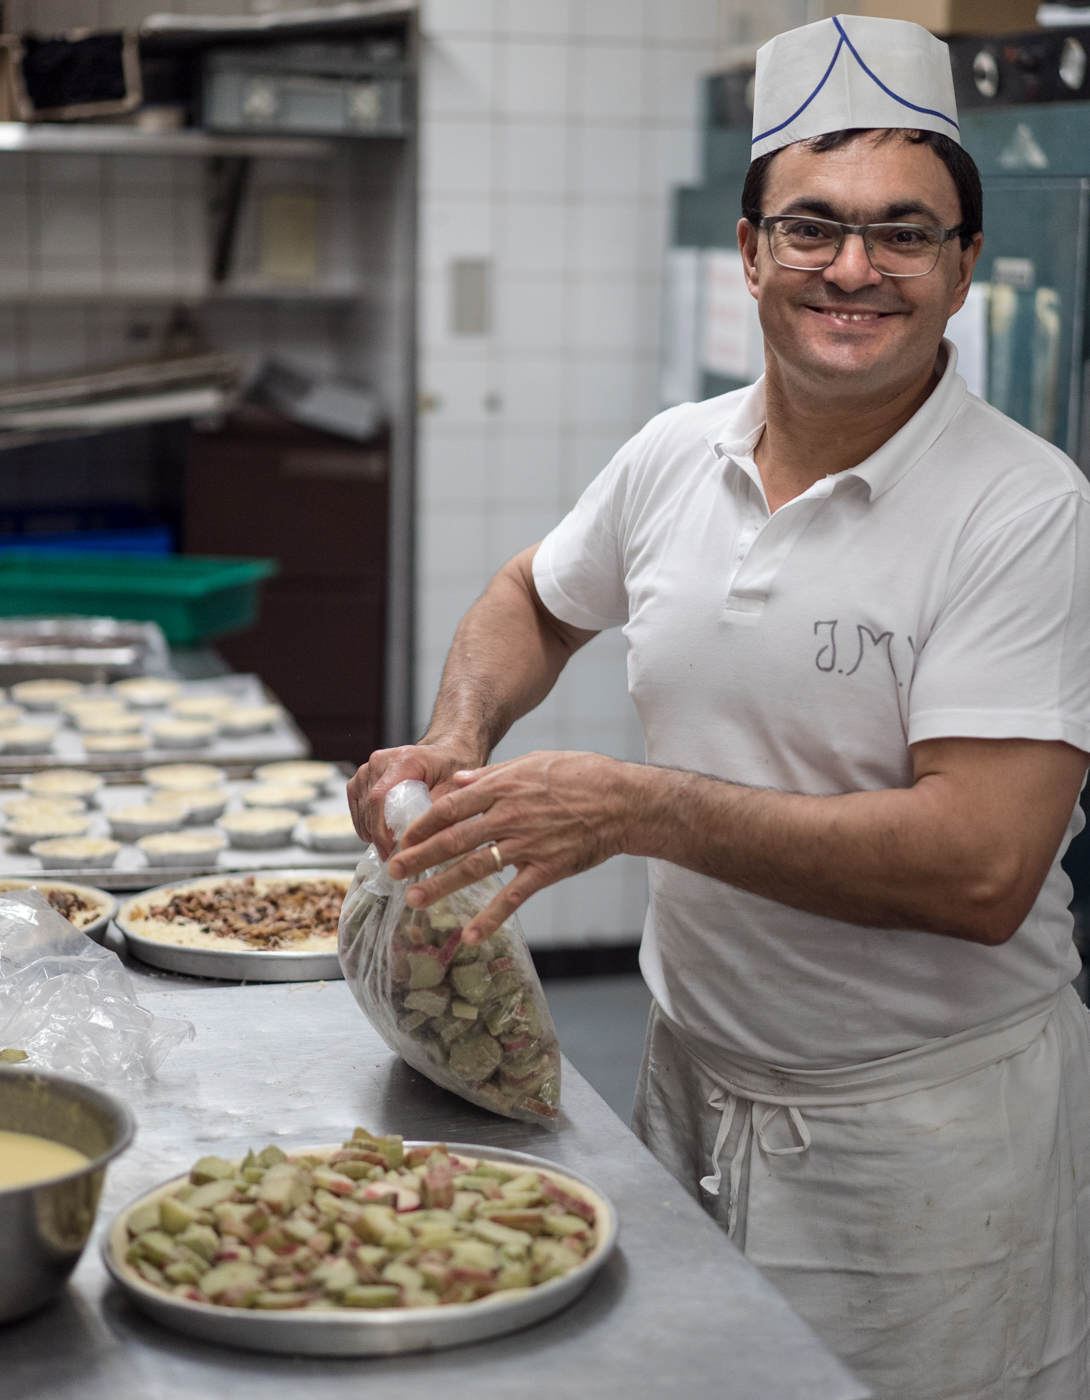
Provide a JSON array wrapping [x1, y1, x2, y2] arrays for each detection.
[[0, 551, 278, 645]]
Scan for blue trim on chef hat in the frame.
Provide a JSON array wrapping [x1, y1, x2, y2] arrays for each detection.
[[753, 16, 960, 147]]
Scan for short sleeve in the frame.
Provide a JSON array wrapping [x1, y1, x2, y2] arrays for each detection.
[[532, 453, 631, 632], [908, 489, 1090, 752]]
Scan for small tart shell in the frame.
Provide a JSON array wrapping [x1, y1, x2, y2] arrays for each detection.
[[176, 788, 229, 824], [107, 803, 189, 842], [241, 782, 316, 812], [151, 719, 217, 749], [31, 836, 121, 869], [144, 764, 225, 791], [2, 726, 56, 753], [137, 830, 227, 867], [23, 769, 103, 800], [11, 679, 83, 710], [112, 678, 180, 708], [78, 712, 145, 734], [254, 761, 338, 789], [301, 812, 364, 853], [219, 807, 299, 849], [218, 704, 281, 736], [7, 812, 92, 851], [83, 732, 150, 754], [4, 795, 84, 819], [169, 695, 235, 721]]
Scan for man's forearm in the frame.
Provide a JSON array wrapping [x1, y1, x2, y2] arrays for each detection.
[[422, 547, 593, 764], [622, 741, 1083, 944], [392, 736, 1085, 945]]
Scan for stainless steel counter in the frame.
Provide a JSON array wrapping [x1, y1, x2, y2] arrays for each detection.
[[0, 975, 869, 1400]]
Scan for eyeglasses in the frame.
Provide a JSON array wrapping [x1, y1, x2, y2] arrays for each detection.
[[759, 215, 963, 278]]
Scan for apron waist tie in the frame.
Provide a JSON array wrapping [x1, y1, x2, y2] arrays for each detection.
[[699, 1091, 811, 1237], [686, 989, 1064, 1238]]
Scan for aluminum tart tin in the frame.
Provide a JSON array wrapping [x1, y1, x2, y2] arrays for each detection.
[[113, 869, 355, 981], [0, 877, 117, 942], [102, 1141, 618, 1357]]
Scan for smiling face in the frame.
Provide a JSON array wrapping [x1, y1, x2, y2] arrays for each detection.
[[738, 132, 982, 404]]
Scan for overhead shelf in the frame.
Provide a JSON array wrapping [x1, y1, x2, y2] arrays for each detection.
[[0, 123, 335, 159]]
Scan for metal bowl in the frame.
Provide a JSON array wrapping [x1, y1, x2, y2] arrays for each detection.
[[103, 1141, 617, 1356], [0, 1068, 135, 1324], [114, 870, 353, 982]]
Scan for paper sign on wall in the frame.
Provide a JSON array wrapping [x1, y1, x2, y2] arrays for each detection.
[[945, 281, 989, 399], [660, 247, 702, 407], [700, 250, 764, 383]]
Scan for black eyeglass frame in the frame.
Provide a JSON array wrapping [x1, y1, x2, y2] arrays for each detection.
[[757, 214, 964, 278]]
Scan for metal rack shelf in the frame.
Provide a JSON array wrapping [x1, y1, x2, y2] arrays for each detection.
[[0, 288, 362, 304], [0, 123, 335, 159]]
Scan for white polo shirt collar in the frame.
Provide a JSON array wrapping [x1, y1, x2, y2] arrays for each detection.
[[705, 339, 968, 504]]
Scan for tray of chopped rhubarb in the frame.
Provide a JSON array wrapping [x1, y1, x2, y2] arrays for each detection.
[[103, 1130, 617, 1355]]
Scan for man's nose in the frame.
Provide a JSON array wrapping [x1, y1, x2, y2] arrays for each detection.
[[823, 233, 884, 292]]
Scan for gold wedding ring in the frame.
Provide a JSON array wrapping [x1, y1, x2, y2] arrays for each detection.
[[489, 842, 503, 873]]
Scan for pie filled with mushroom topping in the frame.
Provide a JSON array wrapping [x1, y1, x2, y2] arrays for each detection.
[[119, 873, 352, 953]]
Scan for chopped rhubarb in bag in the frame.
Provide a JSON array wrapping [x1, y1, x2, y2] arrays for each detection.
[[338, 781, 562, 1125]]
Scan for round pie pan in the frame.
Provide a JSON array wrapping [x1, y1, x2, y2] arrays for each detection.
[[113, 870, 355, 981], [103, 1141, 617, 1356], [0, 878, 118, 942]]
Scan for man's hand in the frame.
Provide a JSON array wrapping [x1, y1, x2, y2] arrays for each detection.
[[348, 741, 486, 859], [388, 751, 630, 943]]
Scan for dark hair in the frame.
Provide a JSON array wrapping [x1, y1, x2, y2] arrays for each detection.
[[741, 129, 982, 248]]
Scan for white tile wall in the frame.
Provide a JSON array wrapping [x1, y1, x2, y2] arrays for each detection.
[[415, 0, 749, 948]]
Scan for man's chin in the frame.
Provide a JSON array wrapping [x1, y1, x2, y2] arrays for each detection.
[[772, 327, 911, 388]]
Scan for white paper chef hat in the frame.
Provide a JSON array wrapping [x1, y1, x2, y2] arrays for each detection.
[[751, 14, 960, 161]]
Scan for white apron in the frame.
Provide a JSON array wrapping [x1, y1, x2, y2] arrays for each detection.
[[632, 987, 1090, 1400]]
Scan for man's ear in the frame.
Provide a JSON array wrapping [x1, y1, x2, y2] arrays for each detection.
[[738, 218, 760, 298], [948, 232, 984, 318]]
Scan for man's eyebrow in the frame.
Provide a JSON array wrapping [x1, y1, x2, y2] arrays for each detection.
[[772, 197, 949, 224]]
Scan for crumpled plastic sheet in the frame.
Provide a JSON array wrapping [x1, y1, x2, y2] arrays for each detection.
[[0, 888, 194, 1084]]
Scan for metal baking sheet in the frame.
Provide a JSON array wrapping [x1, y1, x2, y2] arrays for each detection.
[[0, 674, 310, 775], [0, 773, 364, 889], [102, 1141, 618, 1357], [113, 869, 356, 981], [0, 616, 171, 685]]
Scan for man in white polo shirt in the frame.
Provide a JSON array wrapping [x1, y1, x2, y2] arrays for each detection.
[[350, 15, 1090, 1396]]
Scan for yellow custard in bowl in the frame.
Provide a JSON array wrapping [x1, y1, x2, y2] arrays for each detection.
[[0, 1129, 89, 1190]]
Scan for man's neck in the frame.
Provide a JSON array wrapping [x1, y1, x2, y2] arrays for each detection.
[[754, 348, 942, 514]]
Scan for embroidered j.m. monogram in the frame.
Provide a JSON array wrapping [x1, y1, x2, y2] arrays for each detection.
[[813, 620, 896, 677]]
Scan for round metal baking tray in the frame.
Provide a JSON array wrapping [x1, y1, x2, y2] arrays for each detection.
[[103, 1141, 617, 1356], [0, 877, 118, 942], [113, 870, 355, 982]]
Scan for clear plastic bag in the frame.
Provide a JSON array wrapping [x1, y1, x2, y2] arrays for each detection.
[[0, 888, 194, 1083], [338, 780, 561, 1125]]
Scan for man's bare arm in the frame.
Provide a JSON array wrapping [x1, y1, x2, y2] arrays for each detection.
[[389, 737, 1087, 947], [347, 545, 596, 854]]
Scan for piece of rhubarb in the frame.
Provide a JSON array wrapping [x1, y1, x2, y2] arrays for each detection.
[[403, 986, 450, 1017], [342, 1284, 401, 1308], [485, 1208, 546, 1235], [449, 961, 493, 1005], [540, 1179, 595, 1222], [420, 1167, 456, 1209], [448, 1030, 503, 1083], [189, 1156, 236, 1186], [406, 947, 446, 989]]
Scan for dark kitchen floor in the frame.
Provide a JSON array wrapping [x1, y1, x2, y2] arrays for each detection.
[[543, 973, 654, 1125]]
